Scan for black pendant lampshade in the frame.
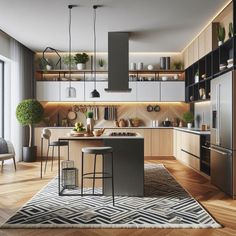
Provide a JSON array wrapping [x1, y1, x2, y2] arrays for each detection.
[[66, 5, 78, 98], [90, 5, 102, 98]]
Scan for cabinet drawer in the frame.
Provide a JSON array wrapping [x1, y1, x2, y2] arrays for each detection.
[[181, 132, 200, 157], [181, 150, 200, 171]]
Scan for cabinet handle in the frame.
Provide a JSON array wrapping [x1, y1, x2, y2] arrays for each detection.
[[202, 145, 210, 150]]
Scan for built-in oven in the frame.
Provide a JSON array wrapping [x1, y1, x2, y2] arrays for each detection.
[[200, 134, 211, 176]]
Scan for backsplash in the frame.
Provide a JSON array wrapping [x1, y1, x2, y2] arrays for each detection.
[[39, 102, 189, 128]]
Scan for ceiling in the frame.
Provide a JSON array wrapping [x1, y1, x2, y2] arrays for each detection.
[[0, 0, 229, 53]]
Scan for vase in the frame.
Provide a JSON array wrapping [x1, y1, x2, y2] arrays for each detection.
[[187, 123, 192, 129], [218, 41, 223, 46], [86, 118, 95, 133], [77, 63, 85, 70]]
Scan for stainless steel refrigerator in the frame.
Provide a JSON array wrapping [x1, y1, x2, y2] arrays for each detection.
[[210, 70, 236, 198]]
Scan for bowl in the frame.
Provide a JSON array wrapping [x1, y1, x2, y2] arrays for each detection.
[[92, 129, 105, 137]]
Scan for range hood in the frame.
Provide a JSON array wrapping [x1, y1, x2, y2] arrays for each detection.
[[105, 32, 131, 92]]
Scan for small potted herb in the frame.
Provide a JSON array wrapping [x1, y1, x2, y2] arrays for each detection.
[[182, 111, 194, 129], [74, 53, 89, 70], [173, 61, 183, 70], [62, 55, 76, 69], [218, 25, 225, 46], [98, 59, 105, 69]]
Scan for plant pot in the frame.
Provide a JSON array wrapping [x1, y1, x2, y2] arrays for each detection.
[[46, 65, 52, 70], [23, 146, 37, 162], [187, 123, 192, 129], [77, 63, 85, 70], [218, 41, 223, 46]]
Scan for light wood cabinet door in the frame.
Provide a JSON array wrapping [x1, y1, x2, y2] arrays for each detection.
[[188, 42, 194, 66], [151, 129, 173, 156], [176, 130, 182, 161], [183, 48, 189, 69], [181, 132, 200, 157], [193, 38, 199, 62], [198, 32, 205, 59], [205, 24, 212, 55]]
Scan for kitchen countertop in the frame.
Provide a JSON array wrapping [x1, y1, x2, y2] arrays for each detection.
[[36, 126, 210, 135]]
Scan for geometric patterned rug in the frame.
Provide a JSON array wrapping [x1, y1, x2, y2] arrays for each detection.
[[1, 164, 221, 228]]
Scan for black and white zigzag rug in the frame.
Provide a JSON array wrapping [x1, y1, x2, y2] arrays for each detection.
[[1, 164, 221, 228]]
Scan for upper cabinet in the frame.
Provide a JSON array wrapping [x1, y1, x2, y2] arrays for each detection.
[[160, 81, 185, 102], [136, 82, 160, 102], [36, 81, 60, 101]]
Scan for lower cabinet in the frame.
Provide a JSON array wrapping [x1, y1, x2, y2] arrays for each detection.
[[173, 129, 200, 172], [151, 129, 173, 156]]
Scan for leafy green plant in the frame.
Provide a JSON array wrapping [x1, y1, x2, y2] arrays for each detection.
[[87, 111, 94, 119], [195, 70, 199, 76], [218, 25, 225, 42], [62, 55, 76, 67], [173, 61, 183, 70], [228, 22, 233, 38], [16, 99, 44, 147], [182, 112, 194, 123], [74, 53, 89, 64], [98, 59, 105, 67]]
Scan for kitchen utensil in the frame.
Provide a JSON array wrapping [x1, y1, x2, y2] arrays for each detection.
[[154, 105, 160, 112], [147, 105, 153, 112], [67, 110, 77, 120], [162, 121, 171, 127], [72, 105, 79, 112]]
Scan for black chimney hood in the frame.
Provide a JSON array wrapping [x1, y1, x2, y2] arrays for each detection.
[[105, 32, 131, 92]]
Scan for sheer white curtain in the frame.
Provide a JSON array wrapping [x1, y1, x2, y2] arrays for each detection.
[[4, 39, 35, 162]]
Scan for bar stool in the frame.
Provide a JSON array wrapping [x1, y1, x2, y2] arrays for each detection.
[[40, 128, 69, 177], [81, 146, 115, 206]]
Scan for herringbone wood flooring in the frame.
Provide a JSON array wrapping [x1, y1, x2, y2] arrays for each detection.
[[0, 158, 236, 236]]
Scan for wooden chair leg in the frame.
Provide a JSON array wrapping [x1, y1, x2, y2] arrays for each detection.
[[13, 156, 16, 171], [51, 146, 54, 171]]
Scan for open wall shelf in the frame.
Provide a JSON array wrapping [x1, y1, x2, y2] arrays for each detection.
[[185, 37, 235, 103]]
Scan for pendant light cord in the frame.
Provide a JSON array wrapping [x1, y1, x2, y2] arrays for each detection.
[[93, 6, 97, 89], [69, 6, 72, 85]]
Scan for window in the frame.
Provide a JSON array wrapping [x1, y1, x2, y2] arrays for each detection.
[[0, 60, 4, 137]]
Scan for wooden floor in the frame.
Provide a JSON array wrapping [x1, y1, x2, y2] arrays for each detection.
[[0, 158, 236, 236]]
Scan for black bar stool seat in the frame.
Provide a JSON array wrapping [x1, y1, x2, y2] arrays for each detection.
[[50, 141, 69, 146], [81, 146, 115, 206]]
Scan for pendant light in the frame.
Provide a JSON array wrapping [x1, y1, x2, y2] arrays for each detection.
[[90, 5, 102, 98], [66, 5, 77, 98]]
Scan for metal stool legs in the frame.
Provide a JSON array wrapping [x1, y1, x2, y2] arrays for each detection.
[[81, 152, 84, 196], [93, 154, 97, 194]]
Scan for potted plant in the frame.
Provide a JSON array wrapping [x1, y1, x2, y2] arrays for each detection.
[[218, 25, 225, 46], [16, 99, 44, 162], [98, 59, 105, 69], [228, 22, 233, 38], [182, 111, 194, 129], [74, 53, 89, 70], [62, 55, 76, 69], [86, 111, 95, 133], [173, 61, 183, 70]]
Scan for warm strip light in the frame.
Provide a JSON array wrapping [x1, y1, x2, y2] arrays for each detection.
[[181, 0, 232, 53], [35, 52, 181, 55], [44, 101, 185, 105]]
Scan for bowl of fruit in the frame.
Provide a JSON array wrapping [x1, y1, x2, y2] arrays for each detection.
[[70, 122, 86, 136]]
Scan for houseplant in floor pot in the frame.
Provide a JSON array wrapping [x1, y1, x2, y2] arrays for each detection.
[[16, 99, 44, 162], [182, 111, 194, 129], [74, 53, 89, 70]]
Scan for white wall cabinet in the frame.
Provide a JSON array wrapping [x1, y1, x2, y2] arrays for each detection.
[[160, 81, 185, 102], [36, 81, 184, 102], [136, 82, 160, 102], [60, 81, 85, 101], [36, 81, 60, 101]]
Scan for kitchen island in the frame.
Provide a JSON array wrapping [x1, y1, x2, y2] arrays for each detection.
[[58, 133, 144, 197]]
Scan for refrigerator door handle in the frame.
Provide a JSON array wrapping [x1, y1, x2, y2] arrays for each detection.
[[210, 147, 228, 155], [216, 84, 221, 145]]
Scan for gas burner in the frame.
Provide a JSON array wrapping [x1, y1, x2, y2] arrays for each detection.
[[109, 132, 137, 136]]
